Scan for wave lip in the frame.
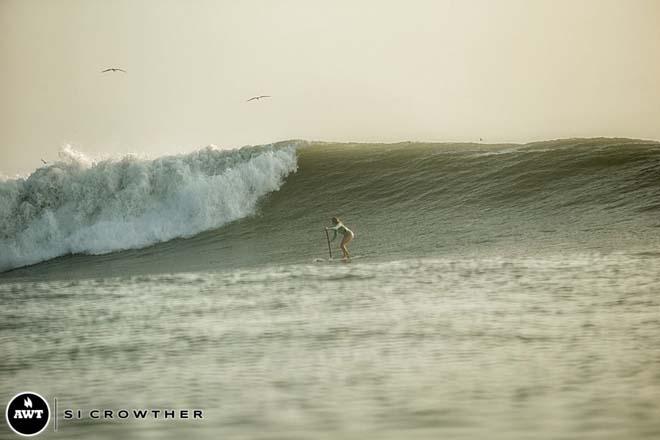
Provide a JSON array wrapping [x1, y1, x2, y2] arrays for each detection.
[[0, 144, 298, 272]]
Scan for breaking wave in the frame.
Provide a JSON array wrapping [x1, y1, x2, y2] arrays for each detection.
[[0, 143, 298, 271]]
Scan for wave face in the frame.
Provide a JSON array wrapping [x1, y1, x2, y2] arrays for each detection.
[[0, 144, 298, 272], [238, 138, 660, 264], [2, 137, 660, 276]]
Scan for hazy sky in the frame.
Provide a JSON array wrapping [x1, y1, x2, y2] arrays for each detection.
[[2, 0, 660, 176]]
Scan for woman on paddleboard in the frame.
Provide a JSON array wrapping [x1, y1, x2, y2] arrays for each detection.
[[325, 217, 355, 260]]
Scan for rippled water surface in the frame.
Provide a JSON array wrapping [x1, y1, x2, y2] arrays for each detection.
[[2, 253, 659, 439]]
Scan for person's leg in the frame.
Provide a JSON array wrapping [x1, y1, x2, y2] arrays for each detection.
[[340, 234, 353, 259]]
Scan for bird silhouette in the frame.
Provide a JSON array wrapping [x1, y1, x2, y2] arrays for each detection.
[[101, 68, 126, 73], [246, 95, 271, 102]]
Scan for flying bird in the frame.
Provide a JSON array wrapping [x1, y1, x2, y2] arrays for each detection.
[[246, 95, 271, 102], [40, 159, 48, 165], [101, 68, 126, 73]]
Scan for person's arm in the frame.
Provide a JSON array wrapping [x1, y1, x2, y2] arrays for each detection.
[[325, 224, 339, 241]]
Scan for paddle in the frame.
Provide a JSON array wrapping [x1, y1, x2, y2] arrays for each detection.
[[324, 229, 333, 259]]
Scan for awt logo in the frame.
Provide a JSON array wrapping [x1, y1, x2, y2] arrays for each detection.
[[5, 392, 50, 436]]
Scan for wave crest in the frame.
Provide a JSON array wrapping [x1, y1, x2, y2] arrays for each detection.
[[0, 144, 298, 271]]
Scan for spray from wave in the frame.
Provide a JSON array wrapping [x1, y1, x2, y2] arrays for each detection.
[[0, 143, 298, 272]]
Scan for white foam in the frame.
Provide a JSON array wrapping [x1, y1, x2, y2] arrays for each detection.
[[0, 144, 298, 272]]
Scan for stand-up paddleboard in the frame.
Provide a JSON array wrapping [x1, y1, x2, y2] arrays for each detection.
[[313, 255, 363, 263]]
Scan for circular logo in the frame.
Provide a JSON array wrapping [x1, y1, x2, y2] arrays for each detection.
[[5, 392, 50, 437]]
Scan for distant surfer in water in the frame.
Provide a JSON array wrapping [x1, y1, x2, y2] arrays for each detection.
[[325, 217, 355, 260]]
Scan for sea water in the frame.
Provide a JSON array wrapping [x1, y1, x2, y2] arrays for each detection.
[[2, 139, 660, 438]]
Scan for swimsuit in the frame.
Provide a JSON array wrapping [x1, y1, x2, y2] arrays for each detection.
[[328, 222, 354, 241]]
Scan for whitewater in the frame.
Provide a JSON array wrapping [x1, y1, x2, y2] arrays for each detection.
[[0, 143, 298, 272]]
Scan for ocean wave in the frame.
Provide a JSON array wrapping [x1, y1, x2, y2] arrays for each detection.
[[3, 138, 660, 275], [0, 144, 298, 272]]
